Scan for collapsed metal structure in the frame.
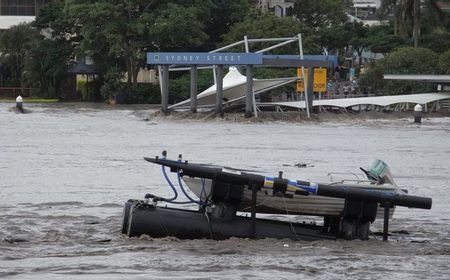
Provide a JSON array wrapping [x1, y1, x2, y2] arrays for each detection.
[[262, 92, 450, 113], [147, 35, 335, 118]]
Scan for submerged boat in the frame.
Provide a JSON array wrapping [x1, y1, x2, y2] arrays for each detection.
[[183, 159, 398, 219], [122, 152, 432, 241]]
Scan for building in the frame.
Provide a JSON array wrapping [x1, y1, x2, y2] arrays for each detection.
[[350, 0, 387, 26], [436, 1, 450, 13], [255, 0, 295, 17], [0, 0, 47, 29], [352, 0, 382, 12]]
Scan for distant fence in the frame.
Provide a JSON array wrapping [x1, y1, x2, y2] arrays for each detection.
[[0, 87, 33, 98]]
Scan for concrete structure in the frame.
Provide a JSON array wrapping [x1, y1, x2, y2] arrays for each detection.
[[0, 0, 47, 29]]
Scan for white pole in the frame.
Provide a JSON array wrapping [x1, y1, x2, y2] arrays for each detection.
[[298, 34, 310, 118], [245, 35, 258, 118], [255, 38, 297, 53], [244, 35, 250, 53], [213, 65, 217, 84], [158, 66, 163, 95]]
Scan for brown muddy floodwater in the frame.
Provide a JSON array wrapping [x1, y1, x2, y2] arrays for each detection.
[[1, 103, 449, 279]]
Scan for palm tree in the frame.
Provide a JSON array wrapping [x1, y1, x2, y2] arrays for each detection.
[[379, 0, 446, 47]]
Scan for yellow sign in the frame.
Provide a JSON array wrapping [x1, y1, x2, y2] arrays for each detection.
[[296, 68, 327, 92]]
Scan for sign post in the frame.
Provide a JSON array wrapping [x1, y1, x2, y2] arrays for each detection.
[[296, 68, 327, 93]]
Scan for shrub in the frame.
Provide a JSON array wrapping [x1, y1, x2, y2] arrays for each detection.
[[358, 47, 439, 95]]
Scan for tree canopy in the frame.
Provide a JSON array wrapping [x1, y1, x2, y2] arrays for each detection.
[[359, 47, 440, 95], [0, 0, 448, 100], [293, 0, 350, 29], [0, 24, 39, 88]]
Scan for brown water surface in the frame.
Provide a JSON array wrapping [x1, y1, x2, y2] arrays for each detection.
[[1, 103, 449, 279]]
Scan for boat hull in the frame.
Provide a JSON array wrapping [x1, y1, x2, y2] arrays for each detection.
[[122, 200, 336, 241]]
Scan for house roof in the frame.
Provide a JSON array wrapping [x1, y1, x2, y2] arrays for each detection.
[[68, 62, 98, 74]]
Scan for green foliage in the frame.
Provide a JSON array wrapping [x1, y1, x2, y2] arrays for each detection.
[[0, 24, 39, 87], [419, 32, 450, 53], [358, 47, 439, 95], [365, 24, 407, 54], [221, 14, 314, 53], [316, 24, 352, 53], [168, 70, 215, 104], [438, 50, 450, 74], [3, 0, 448, 104], [254, 67, 297, 96], [149, 3, 209, 51], [203, 0, 253, 50], [64, 0, 212, 98], [368, 34, 407, 54], [124, 83, 161, 104], [169, 74, 191, 104], [293, 0, 350, 29], [99, 66, 125, 99], [24, 36, 72, 98], [23, 0, 74, 98], [378, 0, 449, 46], [76, 79, 102, 101]]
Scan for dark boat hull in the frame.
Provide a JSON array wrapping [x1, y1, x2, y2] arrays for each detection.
[[122, 200, 336, 241]]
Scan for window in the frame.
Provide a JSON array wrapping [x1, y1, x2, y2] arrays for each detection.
[[1, 0, 36, 16]]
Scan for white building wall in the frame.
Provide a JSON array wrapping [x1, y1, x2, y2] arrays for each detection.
[[352, 0, 381, 9], [258, 0, 295, 17], [0, 16, 35, 29]]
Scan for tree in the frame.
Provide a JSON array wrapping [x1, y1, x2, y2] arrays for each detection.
[[64, 0, 211, 98], [316, 24, 352, 56], [293, 0, 350, 29], [203, 0, 253, 50], [419, 32, 450, 53], [366, 24, 407, 54], [24, 37, 72, 98], [358, 47, 439, 95], [0, 24, 38, 88], [349, 23, 371, 70], [25, 0, 75, 98], [379, 0, 448, 47], [221, 13, 314, 53], [439, 50, 450, 74]]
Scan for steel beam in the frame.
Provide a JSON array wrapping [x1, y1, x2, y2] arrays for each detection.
[[161, 65, 169, 114], [245, 65, 254, 118], [190, 65, 198, 113], [215, 65, 224, 117], [261, 58, 331, 68]]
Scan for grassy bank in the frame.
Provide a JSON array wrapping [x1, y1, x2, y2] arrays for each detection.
[[0, 98, 59, 103]]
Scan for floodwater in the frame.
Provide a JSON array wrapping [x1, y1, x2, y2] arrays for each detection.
[[1, 103, 449, 279]]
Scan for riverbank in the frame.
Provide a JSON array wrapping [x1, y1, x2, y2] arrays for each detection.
[[4, 101, 450, 123], [148, 109, 450, 123]]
